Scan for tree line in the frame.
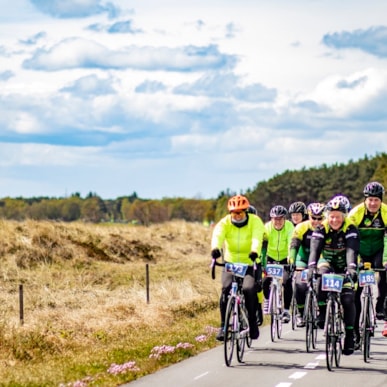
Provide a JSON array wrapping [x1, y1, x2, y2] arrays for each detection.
[[1, 153, 386, 224]]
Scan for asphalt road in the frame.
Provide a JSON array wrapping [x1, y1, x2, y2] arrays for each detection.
[[126, 319, 387, 387]]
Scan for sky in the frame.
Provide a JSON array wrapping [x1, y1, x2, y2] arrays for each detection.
[[1, 0, 387, 200]]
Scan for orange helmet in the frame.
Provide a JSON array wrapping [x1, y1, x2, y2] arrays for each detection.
[[227, 195, 250, 212]]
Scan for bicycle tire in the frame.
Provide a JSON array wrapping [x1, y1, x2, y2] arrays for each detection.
[[236, 303, 248, 363], [270, 284, 277, 342], [277, 290, 283, 339], [305, 291, 313, 352], [311, 292, 318, 349], [335, 308, 343, 368], [363, 296, 371, 362], [325, 300, 335, 371], [290, 295, 297, 330], [224, 296, 235, 367]]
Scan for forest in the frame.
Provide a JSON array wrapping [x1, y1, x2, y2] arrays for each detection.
[[1, 152, 386, 224]]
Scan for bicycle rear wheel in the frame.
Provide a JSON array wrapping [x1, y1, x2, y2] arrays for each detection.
[[290, 295, 297, 330], [224, 296, 235, 367], [325, 300, 335, 371], [236, 304, 248, 363], [277, 291, 283, 339]]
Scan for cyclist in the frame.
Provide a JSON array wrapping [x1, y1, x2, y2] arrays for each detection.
[[246, 203, 264, 325], [211, 195, 265, 341], [262, 205, 294, 323], [348, 181, 387, 339], [289, 202, 325, 327], [307, 197, 359, 355], [289, 201, 308, 226]]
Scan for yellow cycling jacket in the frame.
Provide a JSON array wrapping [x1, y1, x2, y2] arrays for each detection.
[[261, 220, 294, 266], [211, 214, 265, 264]]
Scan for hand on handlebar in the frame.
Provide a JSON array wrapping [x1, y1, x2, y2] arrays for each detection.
[[249, 251, 258, 261], [211, 248, 221, 259], [347, 268, 358, 283]]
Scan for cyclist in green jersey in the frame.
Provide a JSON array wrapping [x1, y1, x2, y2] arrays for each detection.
[[308, 197, 359, 355], [348, 181, 387, 338], [289, 202, 325, 327], [211, 195, 265, 341], [262, 205, 294, 323]]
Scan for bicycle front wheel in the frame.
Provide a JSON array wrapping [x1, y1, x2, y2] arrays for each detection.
[[325, 300, 335, 371], [224, 296, 236, 367], [270, 285, 277, 342], [362, 296, 371, 362], [305, 291, 314, 352]]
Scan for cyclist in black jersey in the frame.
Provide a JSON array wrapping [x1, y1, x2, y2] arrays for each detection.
[[308, 197, 359, 355], [348, 181, 387, 339]]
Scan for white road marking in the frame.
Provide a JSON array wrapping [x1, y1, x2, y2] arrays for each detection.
[[275, 383, 292, 387], [315, 354, 325, 360], [304, 361, 319, 369], [289, 371, 307, 379], [193, 371, 209, 380]]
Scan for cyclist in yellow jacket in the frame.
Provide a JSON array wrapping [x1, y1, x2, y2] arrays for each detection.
[[262, 205, 294, 323], [348, 181, 387, 339], [211, 195, 265, 341], [289, 202, 325, 327]]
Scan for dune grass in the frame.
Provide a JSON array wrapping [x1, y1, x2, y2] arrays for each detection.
[[0, 220, 222, 386]]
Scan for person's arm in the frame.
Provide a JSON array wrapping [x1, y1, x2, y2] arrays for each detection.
[[346, 225, 360, 270], [308, 226, 325, 268]]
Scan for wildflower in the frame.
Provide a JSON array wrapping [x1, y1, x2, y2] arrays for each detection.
[[176, 342, 194, 349], [107, 361, 140, 375], [195, 334, 208, 342], [149, 345, 176, 359]]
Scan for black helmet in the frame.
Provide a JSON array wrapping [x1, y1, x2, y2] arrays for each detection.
[[288, 201, 307, 214], [326, 197, 347, 214], [270, 205, 288, 218], [363, 181, 384, 200], [246, 205, 257, 215]]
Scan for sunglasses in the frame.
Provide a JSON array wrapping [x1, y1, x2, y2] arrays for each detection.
[[231, 211, 244, 215], [311, 216, 323, 221]]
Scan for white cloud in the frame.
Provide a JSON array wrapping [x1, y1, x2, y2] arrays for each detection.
[[1, 0, 387, 199]]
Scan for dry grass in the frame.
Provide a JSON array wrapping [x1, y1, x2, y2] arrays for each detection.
[[0, 220, 220, 386]]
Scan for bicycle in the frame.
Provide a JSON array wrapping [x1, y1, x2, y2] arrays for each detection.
[[303, 269, 318, 352], [358, 262, 380, 363], [211, 259, 251, 366], [266, 264, 284, 342], [289, 267, 305, 330], [321, 273, 347, 371]]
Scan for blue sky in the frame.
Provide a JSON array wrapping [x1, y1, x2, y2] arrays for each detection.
[[1, 0, 387, 199]]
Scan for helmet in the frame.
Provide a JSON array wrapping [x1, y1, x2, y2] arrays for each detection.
[[227, 195, 250, 212], [270, 205, 288, 218], [307, 202, 325, 217], [326, 197, 347, 213], [288, 201, 307, 214], [246, 205, 257, 215], [363, 181, 385, 200], [332, 194, 351, 211]]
